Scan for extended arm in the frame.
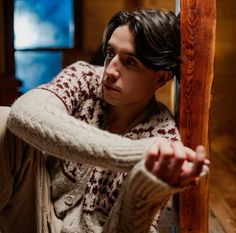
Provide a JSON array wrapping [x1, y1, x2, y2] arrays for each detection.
[[7, 89, 157, 172], [103, 140, 209, 233]]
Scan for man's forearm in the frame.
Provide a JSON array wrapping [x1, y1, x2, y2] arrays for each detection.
[[103, 159, 184, 233], [7, 89, 157, 172]]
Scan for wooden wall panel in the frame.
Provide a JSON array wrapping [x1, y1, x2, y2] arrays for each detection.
[[82, 0, 124, 51], [211, 0, 236, 136], [140, 0, 175, 11], [123, 0, 175, 11]]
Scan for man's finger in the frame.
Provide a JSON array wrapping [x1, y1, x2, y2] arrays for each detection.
[[153, 141, 174, 178], [145, 153, 156, 172], [179, 146, 206, 186], [184, 146, 210, 165], [190, 145, 205, 177], [167, 142, 186, 185], [145, 142, 159, 171]]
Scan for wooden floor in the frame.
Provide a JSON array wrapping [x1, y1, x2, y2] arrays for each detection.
[[209, 134, 236, 233]]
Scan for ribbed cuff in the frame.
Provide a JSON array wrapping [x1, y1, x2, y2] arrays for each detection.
[[128, 159, 184, 199]]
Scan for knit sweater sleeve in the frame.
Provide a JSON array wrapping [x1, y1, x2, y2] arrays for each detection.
[[103, 159, 184, 233], [7, 89, 158, 172]]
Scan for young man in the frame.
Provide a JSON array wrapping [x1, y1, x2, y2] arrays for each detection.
[[0, 9, 208, 233]]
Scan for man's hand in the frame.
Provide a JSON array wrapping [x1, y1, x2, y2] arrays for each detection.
[[144, 139, 210, 187]]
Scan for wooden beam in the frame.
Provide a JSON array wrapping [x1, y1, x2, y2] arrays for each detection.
[[177, 1, 216, 233]]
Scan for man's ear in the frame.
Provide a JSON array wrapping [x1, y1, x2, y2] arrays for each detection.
[[155, 70, 173, 88]]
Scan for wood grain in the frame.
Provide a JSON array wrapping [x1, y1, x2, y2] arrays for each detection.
[[140, 0, 175, 11], [211, 0, 236, 136], [209, 135, 236, 233], [209, 209, 226, 233], [82, 0, 124, 51], [177, 1, 216, 233]]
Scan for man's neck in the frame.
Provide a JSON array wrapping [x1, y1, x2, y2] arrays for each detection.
[[104, 97, 154, 134]]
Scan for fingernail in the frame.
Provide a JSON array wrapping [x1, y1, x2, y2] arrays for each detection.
[[204, 159, 210, 165]]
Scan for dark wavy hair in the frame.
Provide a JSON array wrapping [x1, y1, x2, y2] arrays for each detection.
[[103, 9, 180, 75]]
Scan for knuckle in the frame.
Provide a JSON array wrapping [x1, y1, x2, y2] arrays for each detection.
[[161, 152, 173, 161], [196, 157, 205, 164], [191, 168, 202, 177], [175, 154, 186, 161]]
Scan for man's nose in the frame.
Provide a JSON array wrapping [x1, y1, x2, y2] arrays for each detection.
[[105, 55, 120, 80]]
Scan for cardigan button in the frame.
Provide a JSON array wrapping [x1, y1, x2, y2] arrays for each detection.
[[65, 195, 74, 206]]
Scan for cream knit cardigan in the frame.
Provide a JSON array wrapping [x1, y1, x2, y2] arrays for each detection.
[[7, 89, 184, 233]]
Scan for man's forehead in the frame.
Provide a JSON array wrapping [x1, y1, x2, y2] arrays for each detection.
[[108, 25, 136, 55], [107, 41, 137, 57]]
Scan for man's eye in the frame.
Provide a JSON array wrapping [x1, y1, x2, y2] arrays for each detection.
[[125, 58, 136, 67], [106, 48, 115, 59]]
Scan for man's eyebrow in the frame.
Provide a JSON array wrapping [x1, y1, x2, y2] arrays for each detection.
[[123, 52, 143, 64], [107, 42, 138, 58], [106, 42, 143, 65], [123, 51, 138, 58]]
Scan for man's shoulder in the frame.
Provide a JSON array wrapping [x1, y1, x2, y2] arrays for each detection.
[[68, 60, 104, 79], [38, 61, 105, 115]]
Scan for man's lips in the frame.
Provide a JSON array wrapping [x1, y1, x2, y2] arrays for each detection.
[[103, 83, 121, 92]]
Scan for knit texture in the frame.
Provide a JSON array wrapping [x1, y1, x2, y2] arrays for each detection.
[[103, 160, 183, 233], [7, 61, 183, 233]]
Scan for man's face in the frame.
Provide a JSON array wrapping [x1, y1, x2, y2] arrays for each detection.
[[102, 25, 163, 108]]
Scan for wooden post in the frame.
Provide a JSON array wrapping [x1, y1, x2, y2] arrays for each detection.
[[177, 1, 216, 233]]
